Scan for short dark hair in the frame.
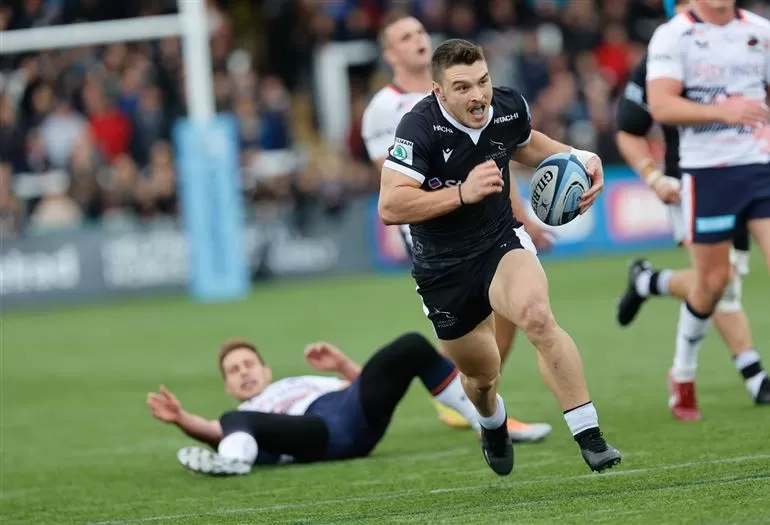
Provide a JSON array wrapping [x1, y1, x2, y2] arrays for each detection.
[[431, 39, 485, 82], [676, 0, 689, 5], [217, 338, 265, 376], [378, 10, 411, 49]]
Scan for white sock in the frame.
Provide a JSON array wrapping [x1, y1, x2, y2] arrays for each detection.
[[635, 270, 652, 297], [672, 302, 712, 382], [734, 349, 767, 399], [656, 269, 673, 296], [477, 394, 507, 430], [434, 374, 485, 431], [217, 431, 258, 463], [563, 402, 598, 436]]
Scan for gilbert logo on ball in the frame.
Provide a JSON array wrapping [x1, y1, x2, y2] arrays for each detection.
[[529, 152, 591, 227]]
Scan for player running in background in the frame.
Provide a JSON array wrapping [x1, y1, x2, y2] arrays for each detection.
[[362, 13, 551, 441], [149, 333, 525, 476], [378, 39, 621, 476], [646, 0, 770, 419], [615, 0, 770, 417]]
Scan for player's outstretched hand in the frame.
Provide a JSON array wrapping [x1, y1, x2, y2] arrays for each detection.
[[463, 160, 504, 204], [579, 155, 604, 214], [304, 342, 347, 373], [721, 97, 770, 127], [147, 385, 182, 424]]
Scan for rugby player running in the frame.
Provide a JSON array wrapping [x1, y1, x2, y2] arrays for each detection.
[[645, 0, 770, 419], [615, 0, 770, 417], [378, 39, 622, 476], [362, 12, 552, 442]]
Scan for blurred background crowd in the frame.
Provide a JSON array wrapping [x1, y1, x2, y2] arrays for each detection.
[[2, 0, 769, 239]]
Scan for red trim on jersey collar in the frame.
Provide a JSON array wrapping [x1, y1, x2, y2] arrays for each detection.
[[388, 84, 406, 94], [687, 8, 742, 24]]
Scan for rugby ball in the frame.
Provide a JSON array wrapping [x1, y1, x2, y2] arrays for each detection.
[[529, 152, 591, 226]]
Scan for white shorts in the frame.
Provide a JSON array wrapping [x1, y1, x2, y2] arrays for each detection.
[[666, 203, 687, 245]]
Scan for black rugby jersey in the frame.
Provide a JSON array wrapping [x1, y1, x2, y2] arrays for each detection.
[[616, 53, 681, 179], [383, 87, 531, 272]]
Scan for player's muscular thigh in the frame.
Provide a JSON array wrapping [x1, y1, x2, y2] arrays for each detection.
[[439, 316, 500, 385], [488, 249, 555, 341]]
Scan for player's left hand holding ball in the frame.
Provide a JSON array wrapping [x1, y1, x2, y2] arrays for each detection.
[[578, 154, 604, 214]]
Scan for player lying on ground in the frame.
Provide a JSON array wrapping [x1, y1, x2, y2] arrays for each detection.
[[614, 0, 770, 416], [644, 0, 770, 418], [147, 332, 552, 476], [361, 12, 553, 435], [378, 39, 621, 476]]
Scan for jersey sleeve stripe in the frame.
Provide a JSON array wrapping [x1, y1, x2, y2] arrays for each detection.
[[383, 159, 426, 183], [517, 130, 532, 147]]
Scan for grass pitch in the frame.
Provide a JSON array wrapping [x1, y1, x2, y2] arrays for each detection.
[[2, 249, 769, 524]]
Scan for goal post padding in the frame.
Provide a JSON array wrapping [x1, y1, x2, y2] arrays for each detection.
[[0, 0, 249, 303]]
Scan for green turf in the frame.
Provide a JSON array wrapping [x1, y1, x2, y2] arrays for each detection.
[[2, 249, 769, 525]]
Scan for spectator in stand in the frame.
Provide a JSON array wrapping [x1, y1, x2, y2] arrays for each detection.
[[0, 163, 23, 238], [82, 76, 132, 164], [5, 0, 734, 238]]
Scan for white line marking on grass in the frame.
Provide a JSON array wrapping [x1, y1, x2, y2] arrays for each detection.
[[428, 454, 770, 493], [87, 453, 770, 525]]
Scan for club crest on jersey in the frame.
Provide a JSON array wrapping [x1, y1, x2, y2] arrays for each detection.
[[486, 139, 509, 161], [428, 177, 443, 189], [747, 34, 762, 52]]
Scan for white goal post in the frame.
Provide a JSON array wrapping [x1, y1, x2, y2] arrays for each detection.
[[0, 0, 214, 121], [0, 0, 250, 303]]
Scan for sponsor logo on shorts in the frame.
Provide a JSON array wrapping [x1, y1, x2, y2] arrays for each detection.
[[696, 215, 736, 234]]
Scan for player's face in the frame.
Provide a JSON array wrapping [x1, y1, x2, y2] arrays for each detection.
[[384, 17, 431, 72], [434, 60, 493, 129], [222, 348, 273, 402], [698, 0, 735, 12]]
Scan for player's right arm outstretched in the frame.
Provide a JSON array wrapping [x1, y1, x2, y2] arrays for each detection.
[[147, 385, 223, 448], [379, 113, 502, 225]]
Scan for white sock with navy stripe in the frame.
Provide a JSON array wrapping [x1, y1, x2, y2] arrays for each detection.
[[433, 373, 485, 431], [672, 302, 712, 382]]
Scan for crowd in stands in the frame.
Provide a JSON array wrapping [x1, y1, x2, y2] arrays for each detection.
[[2, 0, 768, 239]]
